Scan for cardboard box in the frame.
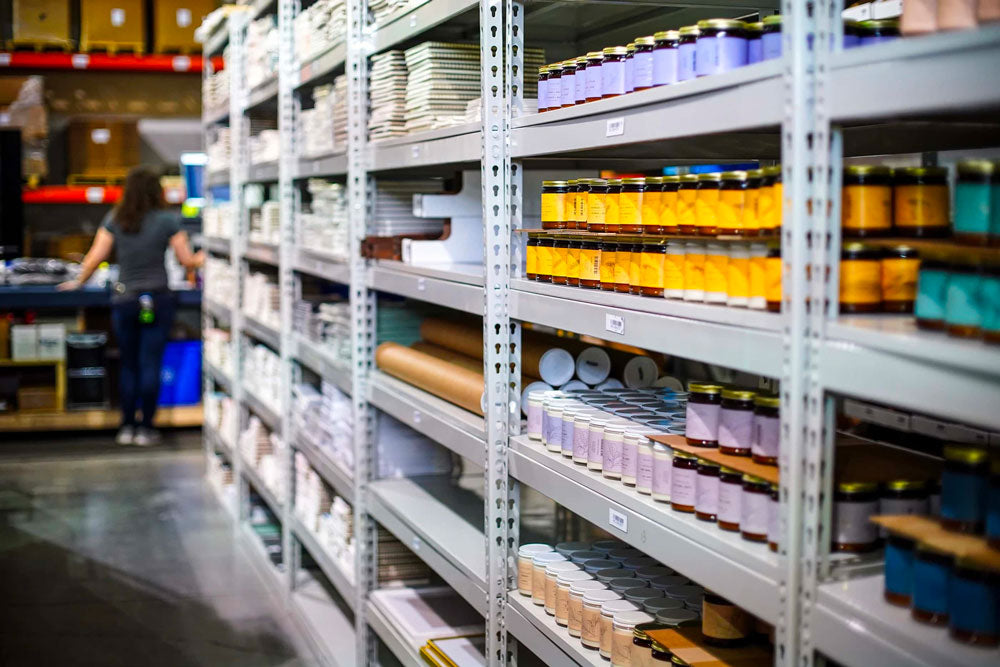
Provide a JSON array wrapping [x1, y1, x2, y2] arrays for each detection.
[[153, 0, 215, 53], [37, 324, 66, 361], [11, 0, 73, 51], [17, 387, 58, 411], [80, 0, 145, 54], [11, 325, 38, 360], [67, 119, 140, 180]]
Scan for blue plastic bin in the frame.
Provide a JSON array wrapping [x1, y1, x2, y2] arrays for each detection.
[[159, 340, 202, 406]]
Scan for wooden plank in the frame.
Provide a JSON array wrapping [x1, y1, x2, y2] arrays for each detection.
[[0, 404, 202, 431], [649, 434, 780, 485]]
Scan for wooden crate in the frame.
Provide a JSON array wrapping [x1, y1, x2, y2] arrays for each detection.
[[66, 119, 140, 182], [153, 0, 215, 54], [9, 0, 73, 51], [79, 0, 145, 54]]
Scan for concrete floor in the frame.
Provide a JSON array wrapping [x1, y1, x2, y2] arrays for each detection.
[[0, 429, 316, 667]]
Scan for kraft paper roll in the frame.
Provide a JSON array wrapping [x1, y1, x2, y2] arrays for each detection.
[[411, 341, 484, 374], [375, 342, 484, 415]]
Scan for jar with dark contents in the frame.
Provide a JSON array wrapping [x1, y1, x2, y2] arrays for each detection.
[[563, 179, 579, 230], [765, 245, 782, 312], [695, 19, 749, 78], [911, 543, 951, 625], [718, 388, 755, 456], [941, 445, 990, 534], [915, 258, 950, 330], [585, 51, 604, 102], [832, 481, 880, 553], [746, 21, 763, 64], [541, 180, 571, 230], [633, 36, 656, 91], [545, 64, 563, 111], [670, 450, 699, 513], [859, 18, 900, 46], [602, 46, 628, 98], [620, 178, 646, 234], [702, 593, 752, 647], [625, 42, 636, 94], [575, 179, 591, 229], [843, 19, 863, 48], [717, 466, 742, 532], [650, 639, 671, 662], [949, 559, 1000, 646], [599, 242, 618, 291], [653, 30, 680, 87], [695, 458, 721, 522], [560, 61, 577, 109], [893, 167, 950, 238], [954, 160, 994, 245], [842, 165, 893, 237], [685, 382, 723, 447], [767, 483, 779, 552], [639, 242, 666, 297], [840, 243, 882, 313], [741, 475, 770, 542], [881, 245, 920, 313], [717, 171, 748, 235], [537, 66, 550, 112], [751, 393, 779, 465], [588, 178, 609, 232], [525, 234, 539, 280], [766, 166, 783, 233], [677, 174, 698, 234], [677, 26, 700, 82], [567, 240, 582, 287], [551, 238, 570, 285], [629, 243, 644, 295], [660, 175, 680, 234], [643, 177, 663, 234], [743, 169, 762, 236], [579, 241, 602, 289], [535, 237, 555, 282], [945, 262, 985, 339], [615, 242, 632, 293], [695, 173, 722, 236], [606, 179, 623, 233], [574, 57, 588, 104]]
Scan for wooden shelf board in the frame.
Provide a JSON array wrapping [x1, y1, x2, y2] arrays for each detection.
[[0, 404, 202, 431]]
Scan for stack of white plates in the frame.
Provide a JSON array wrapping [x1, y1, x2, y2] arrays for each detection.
[[373, 180, 447, 236], [369, 51, 409, 141], [403, 42, 481, 134]]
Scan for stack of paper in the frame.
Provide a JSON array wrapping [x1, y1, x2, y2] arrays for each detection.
[[332, 75, 349, 147], [369, 51, 409, 141], [403, 42, 481, 134], [369, 0, 418, 24], [373, 180, 447, 237]]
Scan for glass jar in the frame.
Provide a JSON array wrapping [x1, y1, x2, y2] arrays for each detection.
[[575, 179, 590, 229], [659, 175, 680, 234], [634, 36, 656, 90], [989, 457, 1000, 548], [718, 389, 755, 455], [588, 178, 609, 232], [653, 30, 680, 86], [695, 173, 721, 235], [602, 46, 628, 98], [614, 242, 632, 293], [717, 171, 748, 235], [541, 180, 570, 230], [602, 600, 641, 658], [569, 580, 609, 637], [683, 241, 706, 302], [551, 238, 570, 286], [726, 243, 751, 307], [949, 559, 1000, 646], [632, 623, 655, 666], [671, 450, 698, 512], [893, 166, 950, 237], [517, 543, 553, 595], [765, 245, 782, 312], [556, 570, 594, 626], [704, 243, 729, 305], [676, 174, 698, 233], [741, 474, 770, 542], [537, 65, 549, 112], [880, 479, 929, 532], [663, 241, 685, 299], [718, 466, 742, 532], [915, 259, 950, 329], [564, 179, 579, 230], [579, 240, 602, 289], [525, 234, 539, 281], [911, 543, 951, 625], [757, 168, 776, 235], [526, 390, 545, 441], [695, 458, 721, 522], [685, 382, 722, 446], [582, 590, 623, 648], [677, 26, 700, 82], [767, 166, 783, 233], [746, 22, 763, 64], [941, 445, 989, 533], [600, 242, 618, 291], [566, 240, 582, 287], [651, 639, 672, 663], [695, 19, 749, 77], [640, 242, 667, 297], [840, 242, 883, 313], [622, 430, 644, 486], [832, 481, 880, 552], [751, 394, 779, 465], [545, 62, 563, 111], [585, 51, 604, 102], [982, 266, 1000, 345], [612, 611, 655, 666], [574, 57, 588, 104], [748, 242, 768, 309], [606, 179, 623, 233], [702, 593, 752, 647], [620, 178, 646, 233], [588, 416, 608, 472], [881, 245, 920, 313], [643, 177, 663, 233], [761, 14, 782, 60], [767, 482, 779, 552], [859, 18, 901, 46], [884, 534, 916, 606], [843, 19, 863, 48], [652, 442, 672, 503], [542, 399, 564, 451], [602, 422, 627, 480], [573, 411, 593, 464], [842, 165, 893, 237], [561, 405, 582, 457], [535, 236, 554, 283], [628, 244, 645, 296], [743, 170, 762, 236], [625, 43, 636, 94], [546, 561, 583, 614], [945, 264, 984, 338], [560, 60, 577, 109], [532, 551, 567, 605]]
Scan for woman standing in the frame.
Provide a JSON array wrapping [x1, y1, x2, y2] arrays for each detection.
[[60, 166, 204, 445]]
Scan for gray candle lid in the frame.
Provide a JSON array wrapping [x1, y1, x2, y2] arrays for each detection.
[[569, 550, 604, 563], [642, 598, 684, 614], [662, 584, 705, 601], [582, 559, 619, 573], [623, 557, 659, 570], [595, 568, 634, 583], [635, 566, 675, 581], [609, 577, 644, 593], [654, 608, 700, 627], [624, 587, 665, 603], [608, 548, 642, 562], [555, 541, 592, 557], [591, 539, 626, 554], [650, 575, 689, 590]]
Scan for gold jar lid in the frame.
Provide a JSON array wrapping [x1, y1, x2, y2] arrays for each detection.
[[623, 177, 647, 184], [635, 36, 656, 46], [957, 159, 994, 176], [646, 176, 664, 185], [762, 14, 783, 27], [586, 51, 604, 59], [721, 170, 748, 181], [603, 46, 628, 56], [542, 180, 569, 187], [697, 458, 720, 468], [688, 381, 723, 393], [845, 165, 893, 177], [627, 42, 636, 52], [697, 18, 748, 31], [567, 179, 579, 186], [673, 449, 698, 461], [719, 465, 741, 475], [678, 25, 701, 37], [897, 166, 948, 178], [662, 175, 680, 183], [843, 241, 877, 253], [763, 165, 782, 177], [697, 172, 722, 182], [743, 473, 769, 485], [538, 65, 549, 74], [654, 30, 680, 40], [608, 178, 624, 185], [575, 56, 588, 66], [754, 394, 779, 408], [944, 445, 989, 465], [722, 388, 756, 400], [746, 168, 764, 179], [590, 178, 608, 186], [746, 21, 764, 32], [576, 178, 593, 186], [837, 481, 879, 494], [885, 479, 927, 492], [860, 18, 900, 29], [679, 174, 698, 184]]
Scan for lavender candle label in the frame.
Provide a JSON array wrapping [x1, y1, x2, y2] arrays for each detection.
[[653, 457, 671, 495], [677, 43, 696, 82], [602, 60, 626, 96], [685, 402, 721, 442], [546, 80, 563, 111], [544, 412, 562, 447], [696, 474, 720, 514], [561, 73, 575, 107], [574, 425, 590, 461], [586, 66, 602, 99], [588, 429, 603, 465], [767, 497, 779, 543], [741, 490, 769, 533], [761, 33, 782, 61], [652, 49, 677, 86], [671, 466, 697, 505], [718, 482, 741, 523], [624, 57, 635, 93], [696, 36, 747, 77], [574, 68, 587, 102], [747, 39, 762, 65], [562, 417, 576, 454], [537, 79, 548, 111], [718, 409, 753, 449], [527, 404, 543, 438], [603, 437, 623, 473], [633, 51, 654, 89], [637, 452, 654, 490], [752, 414, 780, 458], [621, 441, 637, 479]]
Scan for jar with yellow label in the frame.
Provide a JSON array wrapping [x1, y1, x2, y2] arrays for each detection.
[[894, 166, 950, 237], [588, 178, 609, 232], [840, 242, 882, 313], [664, 242, 685, 299], [620, 178, 646, 233], [542, 180, 571, 230], [683, 241, 706, 302], [677, 175, 698, 234], [743, 169, 762, 236], [576, 179, 591, 229], [565, 180, 580, 229], [881, 245, 919, 312], [695, 173, 722, 236], [567, 240, 582, 287], [606, 179, 624, 233], [757, 168, 776, 236], [536, 237, 555, 282], [615, 243, 632, 293], [749, 243, 768, 309], [705, 243, 729, 305], [600, 242, 618, 291], [717, 171, 748, 235], [551, 238, 570, 285], [640, 241, 666, 297], [660, 176, 680, 234], [765, 245, 782, 312], [727, 243, 750, 307], [767, 166, 783, 233], [525, 234, 539, 280], [629, 243, 643, 295], [842, 165, 893, 237], [644, 177, 663, 233], [580, 241, 602, 289]]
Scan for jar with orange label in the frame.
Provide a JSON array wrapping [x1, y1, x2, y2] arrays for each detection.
[[894, 166, 950, 237], [536, 237, 554, 282], [565, 180, 580, 229], [727, 244, 750, 307], [525, 234, 539, 280], [840, 242, 882, 313], [640, 241, 666, 297], [664, 241, 685, 299], [567, 240, 582, 287], [576, 179, 592, 229], [743, 169, 762, 236], [615, 242, 632, 293], [551, 238, 570, 285], [842, 165, 893, 237], [542, 180, 571, 229], [677, 174, 698, 234], [718, 171, 748, 235], [704, 243, 729, 305], [881, 245, 920, 312], [600, 241, 617, 290], [580, 241, 602, 289], [660, 175, 680, 234], [695, 173, 722, 236], [683, 241, 706, 302], [748, 243, 768, 309], [588, 178, 609, 232], [767, 166, 783, 233], [629, 243, 643, 295], [643, 177, 663, 233], [765, 245, 782, 312], [620, 178, 646, 233], [757, 169, 776, 236], [606, 179, 623, 233]]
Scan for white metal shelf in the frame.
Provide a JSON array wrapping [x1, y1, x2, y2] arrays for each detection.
[[243, 387, 282, 432], [366, 601, 425, 667], [204, 236, 232, 255], [368, 370, 485, 467], [204, 422, 233, 458], [293, 247, 350, 284], [294, 152, 348, 179], [251, 0, 276, 20], [247, 161, 280, 183], [813, 574, 1000, 667], [203, 26, 229, 57], [245, 77, 279, 111], [290, 571, 357, 667], [242, 312, 281, 350], [369, 260, 484, 315], [242, 455, 283, 515], [203, 297, 233, 323], [203, 106, 230, 127], [506, 595, 603, 667], [508, 435, 781, 624], [368, 0, 479, 55], [204, 360, 233, 394], [293, 428, 354, 503], [293, 335, 352, 394], [511, 279, 783, 377], [367, 476, 487, 615], [244, 240, 280, 265], [367, 124, 480, 171], [205, 169, 231, 188], [240, 521, 286, 600], [290, 515, 356, 610], [822, 316, 1000, 430], [297, 43, 346, 89]]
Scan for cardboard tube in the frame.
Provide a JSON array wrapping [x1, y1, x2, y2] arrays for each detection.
[[411, 342, 484, 374], [376, 342, 484, 415]]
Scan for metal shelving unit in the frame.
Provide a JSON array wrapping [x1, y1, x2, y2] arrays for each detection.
[[200, 1, 1000, 665]]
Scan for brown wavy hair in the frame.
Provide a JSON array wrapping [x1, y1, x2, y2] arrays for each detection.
[[113, 166, 165, 233]]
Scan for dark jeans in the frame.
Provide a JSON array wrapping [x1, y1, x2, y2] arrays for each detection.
[[111, 291, 176, 429]]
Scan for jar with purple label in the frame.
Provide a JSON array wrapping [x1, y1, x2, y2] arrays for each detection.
[[602, 422, 627, 480], [858, 18, 900, 46], [677, 26, 700, 82], [573, 411, 594, 464], [574, 56, 588, 104], [542, 399, 562, 451], [622, 430, 644, 486], [695, 19, 749, 78], [633, 36, 656, 91], [537, 66, 550, 112], [751, 394, 780, 465], [842, 20, 862, 49], [602, 46, 628, 98], [546, 63, 563, 111], [527, 391, 544, 440], [588, 415, 609, 472], [585, 51, 604, 102], [761, 15, 782, 61], [636, 436, 654, 494], [685, 382, 723, 446], [718, 466, 742, 532], [746, 22, 763, 64], [560, 61, 577, 108], [653, 30, 679, 86], [652, 443, 672, 502], [695, 459, 720, 522], [671, 450, 698, 513], [562, 405, 581, 457], [767, 483, 779, 552], [741, 474, 770, 542], [624, 43, 636, 93], [718, 389, 755, 456]]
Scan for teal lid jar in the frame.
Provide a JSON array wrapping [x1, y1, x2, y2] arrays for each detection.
[[982, 265, 1000, 345], [915, 259, 950, 331], [992, 161, 1000, 245], [953, 160, 993, 245], [944, 264, 984, 338]]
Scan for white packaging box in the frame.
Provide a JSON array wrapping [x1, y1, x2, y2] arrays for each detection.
[[37, 324, 66, 361], [11, 325, 38, 360]]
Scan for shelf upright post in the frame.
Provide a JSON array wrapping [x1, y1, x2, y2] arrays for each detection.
[[347, 0, 377, 662]]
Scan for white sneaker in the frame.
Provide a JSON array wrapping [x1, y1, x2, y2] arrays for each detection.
[[133, 427, 162, 447], [116, 426, 135, 445]]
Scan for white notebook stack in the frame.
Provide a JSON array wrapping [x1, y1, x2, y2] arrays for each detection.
[[403, 42, 481, 134], [373, 180, 447, 237], [369, 51, 409, 141]]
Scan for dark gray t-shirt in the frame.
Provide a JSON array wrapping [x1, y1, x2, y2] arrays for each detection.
[[102, 209, 181, 295]]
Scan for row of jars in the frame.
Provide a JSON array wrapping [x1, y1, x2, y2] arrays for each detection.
[[844, 161, 1000, 244], [915, 255, 1000, 343], [516, 540, 767, 663], [525, 236, 783, 311], [540, 171, 783, 236], [536, 18, 895, 113]]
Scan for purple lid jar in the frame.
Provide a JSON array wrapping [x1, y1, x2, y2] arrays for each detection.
[[624, 43, 636, 94], [574, 57, 588, 104], [585, 51, 604, 102], [695, 19, 749, 78], [677, 26, 700, 82], [746, 22, 763, 64], [652, 30, 679, 86], [761, 15, 782, 61], [560, 61, 576, 108], [537, 66, 549, 112], [633, 36, 655, 91], [601, 46, 628, 98]]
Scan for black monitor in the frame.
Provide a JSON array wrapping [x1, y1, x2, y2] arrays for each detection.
[[0, 128, 23, 260]]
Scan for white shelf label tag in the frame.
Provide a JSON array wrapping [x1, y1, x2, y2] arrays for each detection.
[[71, 54, 90, 69], [412, 410, 421, 425], [417, 277, 426, 292], [172, 56, 192, 72], [609, 508, 628, 533], [410, 14, 418, 27], [605, 313, 625, 335], [411, 536, 421, 551], [85, 187, 105, 203], [0, 54, 11, 67], [111, 8, 126, 26], [606, 117, 625, 137]]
